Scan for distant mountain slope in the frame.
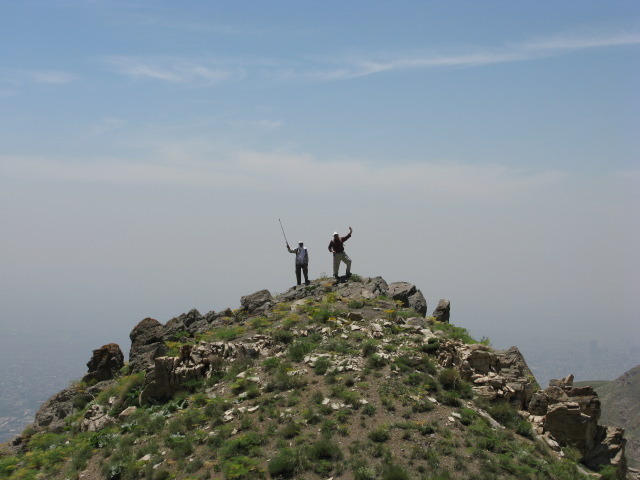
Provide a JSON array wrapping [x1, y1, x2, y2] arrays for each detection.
[[577, 365, 640, 469]]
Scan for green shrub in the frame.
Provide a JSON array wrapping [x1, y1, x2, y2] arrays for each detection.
[[362, 403, 377, 416], [219, 432, 265, 460], [369, 426, 390, 443], [361, 340, 377, 357], [268, 447, 306, 478], [221, 455, 265, 480], [598, 465, 618, 480], [354, 464, 377, 480], [314, 357, 331, 375], [0, 456, 19, 477], [421, 337, 440, 355], [437, 391, 462, 407], [309, 437, 343, 461], [382, 463, 410, 480], [459, 408, 478, 426], [438, 368, 461, 390], [280, 421, 301, 439], [367, 354, 387, 369], [486, 402, 524, 430], [262, 357, 281, 371], [273, 330, 294, 344], [214, 326, 245, 341], [288, 339, 315, 362]]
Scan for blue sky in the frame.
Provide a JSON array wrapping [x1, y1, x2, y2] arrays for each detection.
[[1, 1, 639, 387]]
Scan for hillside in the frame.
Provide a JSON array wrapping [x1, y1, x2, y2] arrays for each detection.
[[576, 366, 640, 470], [0, 276, 633, 480]]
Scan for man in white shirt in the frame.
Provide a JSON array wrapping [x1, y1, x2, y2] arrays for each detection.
[[287, 241, 310, 286]]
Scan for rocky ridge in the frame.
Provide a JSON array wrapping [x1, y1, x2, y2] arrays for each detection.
[[0, 275, 634, 480]]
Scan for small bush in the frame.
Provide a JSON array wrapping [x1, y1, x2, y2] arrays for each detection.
[[309, 437, 343, 461], [382, 463, 410, 480], [314, 357, 331, 375], [268, 447, 306, 478], [280, 421, 301, 439], [361, 340, 377, 357], [367, 354, 387, 369], [362, 403, 376, 416], [369, 426, 390, 443], [273, 330, 294, 344]]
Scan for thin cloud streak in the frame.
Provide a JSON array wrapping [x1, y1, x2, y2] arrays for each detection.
[[104, 56, 238, 84], [101, 31, 640, 84]]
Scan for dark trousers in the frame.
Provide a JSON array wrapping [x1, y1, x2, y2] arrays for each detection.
[[296, 264, 309, 285]]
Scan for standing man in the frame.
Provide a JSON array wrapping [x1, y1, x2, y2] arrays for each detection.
[[328, 227, 353, 280], [287, 241, 310, 286]]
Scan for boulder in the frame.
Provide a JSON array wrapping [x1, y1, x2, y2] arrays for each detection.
[[408, 290, 428, 316], [388, 282, 416, 304], [129, 317, 168, 373], [240, 289, 273, 313], [388, 282, 427, 316], [432, 299, 451, 323], [82, 343, 124, 383]]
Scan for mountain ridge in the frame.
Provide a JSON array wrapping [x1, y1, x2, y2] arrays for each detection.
[[0, 275, 634, 480]]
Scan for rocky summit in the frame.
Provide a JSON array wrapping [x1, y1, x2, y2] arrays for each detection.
[[0, 275, 635, 480]]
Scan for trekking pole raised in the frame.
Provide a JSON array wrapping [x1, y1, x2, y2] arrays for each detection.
[[279, 218, 289, 246]]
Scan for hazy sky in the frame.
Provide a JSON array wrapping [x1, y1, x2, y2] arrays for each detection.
[[1, 1, 639, 387]]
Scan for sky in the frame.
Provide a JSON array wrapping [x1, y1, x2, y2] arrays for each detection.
[[0, 0, 639, 395]]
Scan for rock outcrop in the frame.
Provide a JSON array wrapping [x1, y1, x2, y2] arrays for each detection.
[[129, 317, 168, 373], [432, 299, 451, 323], [31, 381, 112, 433], [240, 289, 273, 313], [82, 343, 124, 383], [437, 341, 536, 409], [527, 374, 627, 478], [388, 281, 428, 316], [140, 336, 276, 403]]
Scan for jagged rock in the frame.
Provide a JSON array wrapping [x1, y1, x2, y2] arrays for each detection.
[[240, 289, 273, 313], [408, 290, 428, 316], [129, 317, 169, 373], [543, 402, 598, 453], [432, 299, 451, 323], [438, 342, 535, 409], [584, 425, 627, 478], [139, 336, 277, 403], [140, 354, 209, 404], [528, 386, 569, 415], [530, 374, 626, 477], [80, 404, 116, 432], [82, 343, 124, 383], [387, 282, 427, 316]]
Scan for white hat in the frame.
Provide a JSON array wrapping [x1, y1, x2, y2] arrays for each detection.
[[333, 231, 338, 235], [298, 240, 303, 244]]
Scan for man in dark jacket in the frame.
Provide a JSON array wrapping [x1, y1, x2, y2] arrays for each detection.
[[328, 227, 352, 279], [287, 241, 310, 285]]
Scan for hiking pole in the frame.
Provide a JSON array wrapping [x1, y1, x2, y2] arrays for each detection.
[[279, 218, 289, 246]]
